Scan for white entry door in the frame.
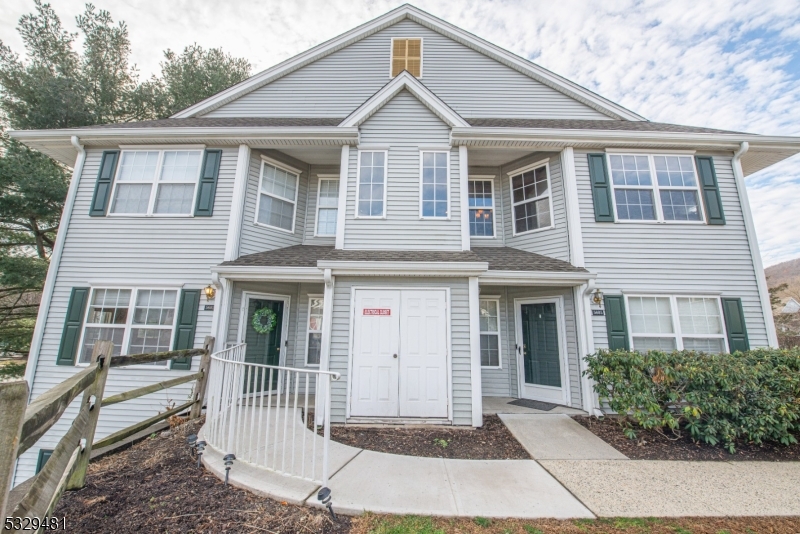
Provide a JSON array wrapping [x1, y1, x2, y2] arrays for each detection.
[[349, 290, 400, 417], [350, 289, 448, 419], [399, 290, 448, 418]]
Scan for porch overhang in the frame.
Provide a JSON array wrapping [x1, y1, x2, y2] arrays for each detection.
[[210, 265, 324, 282], [478, 269, 596, 286], [316, 260, 488, 277]]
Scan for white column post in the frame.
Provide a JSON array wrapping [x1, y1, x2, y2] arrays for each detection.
[[215, 277, 233, 348], [316, 269, 335, 424], [468, 276, 483, 426], [560, 147, 585, 267], [335, 146, 350, 250], [574, 281, 598, 414], [224, 144, 251, 262], [731, 143, 779, 348], [459, 146, 470, 251]]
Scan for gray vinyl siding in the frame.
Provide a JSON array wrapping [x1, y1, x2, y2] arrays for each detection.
[[238, 150, 308, 256], [501, 153, 571, 262], [344, 90, 463, 250], [329, 277, 473, 425], [479, 286, 582, 408], [575, 150, 769, 350], [204, 20, 610, 120], [303, 165, 339, 246], [16, 147, 236, 485]]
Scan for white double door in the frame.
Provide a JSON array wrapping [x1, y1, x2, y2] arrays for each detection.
[[350, 289, 448, 419]]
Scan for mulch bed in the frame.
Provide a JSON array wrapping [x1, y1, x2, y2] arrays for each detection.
[[55, 418, 350, 534], [573, 415, 800, 461], [320, 414, 531, 460]]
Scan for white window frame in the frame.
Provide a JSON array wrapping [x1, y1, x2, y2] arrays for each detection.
[[389, 37, 424, 78], [606, 153, 706, 224], [254, 156, 301, 234], [479, 296, 503, 369], [355, 150, 389, 219], [108, 149, 204, 218], [468, 176, 497, 238], [314, 174, 340, 237], [304, 294, 324, 367], [624, 294, 729, 353], [76, 286, 182, 369], [508, 159, 555, 236], [418, 150, 451, 220]]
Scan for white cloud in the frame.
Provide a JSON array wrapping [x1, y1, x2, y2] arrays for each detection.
[[2, 0, 799, 264]]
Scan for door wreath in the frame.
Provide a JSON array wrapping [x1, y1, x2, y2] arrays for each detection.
[[252, 307, 277, 334]]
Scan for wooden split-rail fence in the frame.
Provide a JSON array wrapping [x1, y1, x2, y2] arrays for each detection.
[[0, 336, 214, 531]]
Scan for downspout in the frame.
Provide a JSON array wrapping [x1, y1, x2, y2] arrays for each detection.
[[23, 136, 85, 395], [731, 142, 779, 348]]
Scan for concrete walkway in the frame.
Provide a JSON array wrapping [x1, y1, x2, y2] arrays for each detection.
[[200, 411, 800, 518]]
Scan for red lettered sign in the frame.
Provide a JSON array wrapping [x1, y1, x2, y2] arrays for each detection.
[[363, 308, 391, 316]]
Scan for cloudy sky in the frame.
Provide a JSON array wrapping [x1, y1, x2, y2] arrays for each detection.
[[2, 0, 799, 266]]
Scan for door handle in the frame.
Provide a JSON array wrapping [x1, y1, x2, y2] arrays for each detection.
[[393, 354, 398, 358]]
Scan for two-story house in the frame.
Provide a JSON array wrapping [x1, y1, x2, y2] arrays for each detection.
[[11, 5, 800, 483]]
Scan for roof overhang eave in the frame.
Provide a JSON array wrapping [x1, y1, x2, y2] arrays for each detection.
[[316, 260, 489, 277], [210, 265, 324, 282], [479, 270, 596, 286]]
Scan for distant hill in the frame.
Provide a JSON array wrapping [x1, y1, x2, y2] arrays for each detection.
[[765, 257, 800, 290]]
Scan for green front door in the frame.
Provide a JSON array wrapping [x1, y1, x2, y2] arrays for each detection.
[[244, 298, 284, 391], [521, 302, 561, 388]]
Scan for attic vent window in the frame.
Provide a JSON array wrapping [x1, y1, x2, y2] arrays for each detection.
[[391, 38, 422, 77]]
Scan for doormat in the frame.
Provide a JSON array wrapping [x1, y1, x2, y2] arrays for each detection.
[[507, 398, 560, 411]]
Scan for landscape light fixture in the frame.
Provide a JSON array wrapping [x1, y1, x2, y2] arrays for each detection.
[[186, 433, 197, 454], [196, 440, 206, 468], [223, 453, 236, 485], [318, 487, 337, 520], [204, 284, 216, 300]]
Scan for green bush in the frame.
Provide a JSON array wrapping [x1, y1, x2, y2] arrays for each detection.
[[583, 348, 800, 452]]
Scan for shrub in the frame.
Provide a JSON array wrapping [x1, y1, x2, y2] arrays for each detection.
[[583, 348, 800, 452]]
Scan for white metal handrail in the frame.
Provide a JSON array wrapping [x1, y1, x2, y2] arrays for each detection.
[[204, 344, 341, 487]]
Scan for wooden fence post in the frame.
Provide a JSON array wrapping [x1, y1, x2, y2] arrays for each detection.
[[66, 340, 112, 490], [0, 381, 28, 521], [190, 336, 215, 420]]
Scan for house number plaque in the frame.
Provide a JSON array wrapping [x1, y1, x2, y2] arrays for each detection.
[[591, 309, 605, 316]]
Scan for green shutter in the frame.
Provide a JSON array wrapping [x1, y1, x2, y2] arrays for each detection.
[[56, 287, 90, 366], [604, 295, 630, 351], [171, 289, 200, 370], [722, 297, 749, 352], [36, 449, 53, 474], [587, 154, 614, 222], [194, 150, 222, 217], [89, 151, 120, 216], [695, 156, 725, 225]]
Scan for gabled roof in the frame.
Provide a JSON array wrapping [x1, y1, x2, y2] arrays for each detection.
[[172, 4, 645, 121], [340, 71, 469, 127]]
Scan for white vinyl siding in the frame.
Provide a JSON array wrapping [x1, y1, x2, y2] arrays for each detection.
[[256, 159, 300, 232], [608, 154, 704, 223], [17, 147, 234, 485], [315, 179, 339, 235], [574, 150, 770, 352], [627, 295, 727, 353], [204, 19, 611, 120], [111, 150, 202, 216], [344, 90, 462, 250]]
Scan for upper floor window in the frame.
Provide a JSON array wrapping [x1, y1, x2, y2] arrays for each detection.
[[391, 38, 422, 77], [316, 178, 339, 236], [420, 151, 448, 218], [357, 151, 386, 218], [468, 178, 495, 237], [256, 159, 299, 232], [110, 150, 202, 215], [627, 295, 726, 353], [79, 287, 178, 368], [509, 161, 552, 235], [608, 154, 704, 222]]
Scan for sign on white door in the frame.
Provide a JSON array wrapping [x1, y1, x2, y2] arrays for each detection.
[[350, 289, 448, 419]]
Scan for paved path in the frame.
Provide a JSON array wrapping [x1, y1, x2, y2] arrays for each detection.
[[200, 411, 800, 518]]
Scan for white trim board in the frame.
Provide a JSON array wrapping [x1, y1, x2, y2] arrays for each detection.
[[170, 5, 643, 121]]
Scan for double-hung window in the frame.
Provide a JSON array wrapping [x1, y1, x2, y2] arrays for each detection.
[[510, 161, 552, 235], [79, 287, 178, 367], [256, 159, 299, 232], [609, 154, 704, 222], [316, 178, 339, 236], [627, 295, 727, 353], [420, 151, 449, 218], [110, 150, 202, 215], [479, 298, 501, 367], [305, 296, 323, 366], [357, 151, 386, 217], [468, 178, 495, 237]]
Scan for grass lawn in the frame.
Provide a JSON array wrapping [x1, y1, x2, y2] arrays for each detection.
[[0, 361, 25, 381], [352, 514, 800, 534]]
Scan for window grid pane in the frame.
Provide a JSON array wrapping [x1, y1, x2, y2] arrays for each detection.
[[358, 152, 385, 217], [654, 156, 696, 187], [628, 296, 674, 334], [514, 197, 551, 233], [117, 151, 159, 182], [258, 194, 295, 230], [610, 154, 651, 186], [660, 190, 700, 221], [160, 151, 201, 182], [421, 152, 448, 217], [480, 334, 500, 367], [154, 184, 195, 214], [469, 180, 494, 237], [261, 164, 298, 202], [614, 189, 656, 220], [112, 184, 152, 214]]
